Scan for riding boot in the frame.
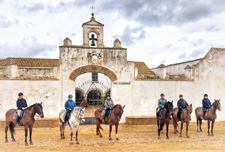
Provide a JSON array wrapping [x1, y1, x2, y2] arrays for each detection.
[[177, 112, 180, 121], [16, 116, 21, 126]]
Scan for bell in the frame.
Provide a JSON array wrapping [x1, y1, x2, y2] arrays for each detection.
[[91, 40, 95, 46]]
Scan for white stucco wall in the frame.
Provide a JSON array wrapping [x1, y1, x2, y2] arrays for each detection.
[[0, 80, 61, 119]]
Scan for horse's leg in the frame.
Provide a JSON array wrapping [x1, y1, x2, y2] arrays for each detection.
[[115, 124, 119, 140], [199, 118, 202, 132], [179, 121, 183, 137], [166, 122, 169, 139], [24, 126, 28, 146], [60, 124, 65, 139], [161, 122, 164, 133], [211, 120, 215, 136], [5, 124, 9, 143], [196, 117, 199, 132], [10, 123, 16, 142], [173, 119, 177, 134], [70, 127, 73, 143], [208, 120, 210, 136], [29, 127, 33, 145], [158, 123, 162, 139], [186, 122, 189, 138], [109, 124, 112, 140], [96, 119, 99, 135], [76, 126, 79, 144]]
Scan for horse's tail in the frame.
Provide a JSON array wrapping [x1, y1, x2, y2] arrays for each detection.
[[9, 122, 15, 135]]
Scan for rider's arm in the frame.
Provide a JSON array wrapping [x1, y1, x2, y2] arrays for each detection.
[[24, 99, 28, 108]]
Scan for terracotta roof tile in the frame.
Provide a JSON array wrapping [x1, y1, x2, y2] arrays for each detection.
[[0, 57, 59, 67], [134, 62, 159, 79]]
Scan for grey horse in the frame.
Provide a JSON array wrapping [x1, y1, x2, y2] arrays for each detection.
[[59, 107, 85, 144]]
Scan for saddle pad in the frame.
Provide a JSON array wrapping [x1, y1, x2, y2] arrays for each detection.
[[13, 111, 25, 120], [199, 108, 203, 115], [175, 109, 178, 115]]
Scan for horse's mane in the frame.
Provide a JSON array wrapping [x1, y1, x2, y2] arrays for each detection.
[[26, 104, 36, 110], [26, 103, 42, 110], [112, 104, 122, 110]]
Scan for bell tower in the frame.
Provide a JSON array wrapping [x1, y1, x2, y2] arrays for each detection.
[[82, 13, 104, 47]]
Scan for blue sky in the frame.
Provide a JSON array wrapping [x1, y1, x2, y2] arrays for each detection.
[[0, 0, 225, 67]]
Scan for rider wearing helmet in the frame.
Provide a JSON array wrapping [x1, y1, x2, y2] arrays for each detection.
[[157, 93, 167, 119], [64, 94, 76, 126], [101, 94, 114, 121], [202, 94, 211, 118], [16, 92, 27, 125], [177, 94, 188, 121]]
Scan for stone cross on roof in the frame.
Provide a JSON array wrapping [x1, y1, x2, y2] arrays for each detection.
[[90, 5, 95, 13]]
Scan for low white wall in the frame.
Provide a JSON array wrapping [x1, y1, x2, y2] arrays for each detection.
[[0, 80, 61, 119]]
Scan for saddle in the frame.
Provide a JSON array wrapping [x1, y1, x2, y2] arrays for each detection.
[[105, 109, 112, 119], [200, 108, 208, 115], [13, 111, 25, 120]]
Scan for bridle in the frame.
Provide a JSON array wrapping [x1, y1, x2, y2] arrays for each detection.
[[72, 108, 84, 122], [114, 106, 123, 120]]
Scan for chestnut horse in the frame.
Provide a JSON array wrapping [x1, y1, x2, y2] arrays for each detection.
[[94, 104, 125, 140], [172, 104, 192, 138], [5, 103, 44, 146], [195, 99, 221, 135], [157, 101, 174, 139]]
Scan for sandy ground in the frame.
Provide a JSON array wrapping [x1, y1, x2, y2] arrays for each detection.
[[0, 121, 225, 152]]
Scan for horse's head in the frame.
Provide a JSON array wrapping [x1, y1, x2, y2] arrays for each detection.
[[167, 100, 174, 115], [79, 107, 85, 123], [34, 103, 44, 118], [214, 99, 221, 111], [186, 104, 192, 119], [113, 105, 125, 120]]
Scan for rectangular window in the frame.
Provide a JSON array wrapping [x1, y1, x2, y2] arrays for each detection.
[[92, 72, 98, 82]]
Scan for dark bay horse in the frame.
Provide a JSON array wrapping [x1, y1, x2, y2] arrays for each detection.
[[172, 104, 192, 138], [157, 101, 174, 139], [195, 99, 221, 135], [94, 104, 125, 140], [5, 103, 44, 146]]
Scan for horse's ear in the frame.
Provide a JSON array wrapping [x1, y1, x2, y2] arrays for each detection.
[[41, 102, 42, 105], [219, 99, 220, 101], [172, 100, 173, 103], [190, 104, 192, 107], [123, 105, 126, 109]]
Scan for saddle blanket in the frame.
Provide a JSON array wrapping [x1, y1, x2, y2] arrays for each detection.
[[13, 111, 25, 120]]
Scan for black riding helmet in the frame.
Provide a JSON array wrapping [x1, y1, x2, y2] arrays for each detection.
[[204, 94, 208, 97], [106, 94, 110, 98], [18, 92, 23, 96], [160, 93, 165, 97]]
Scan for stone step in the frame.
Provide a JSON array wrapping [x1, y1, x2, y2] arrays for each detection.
[[125, 116, 156, 125]]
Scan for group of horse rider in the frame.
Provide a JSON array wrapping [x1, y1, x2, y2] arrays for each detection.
[[15, 91, 211, 125], [157, 93, 211, 120], [15, 92, 114, 126]]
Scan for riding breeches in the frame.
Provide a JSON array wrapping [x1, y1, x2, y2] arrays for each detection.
[[65, 111, 71, 122]]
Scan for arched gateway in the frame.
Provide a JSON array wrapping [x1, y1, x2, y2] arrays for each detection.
[[58, 13, 158, 123]]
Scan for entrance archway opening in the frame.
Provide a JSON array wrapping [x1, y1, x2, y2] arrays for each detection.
[[87, 90, 102, 105], [75, 89, 84, 106]]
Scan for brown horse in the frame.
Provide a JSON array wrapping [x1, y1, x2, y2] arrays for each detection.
[[195, 99, 221, 135], [5, 103, 44, 146], [94, 104, 125, 140], [172, 104, 192, 138], [157, 101, 174, 139]]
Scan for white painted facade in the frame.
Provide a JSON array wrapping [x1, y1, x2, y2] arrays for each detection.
[[0, 14, 224, 123]]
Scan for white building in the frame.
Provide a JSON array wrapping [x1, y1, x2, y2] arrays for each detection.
[[0, 14, 224, 122]]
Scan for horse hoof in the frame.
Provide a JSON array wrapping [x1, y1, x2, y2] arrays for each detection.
[[167, 137, 169, 139], [200, 130, 203, 132], [109, 137, 112, 140], [25, 143, 29, 146], [158, 137, 160, 139], [100, 135, 103, 138], [5, 140, 8, 143], [211, 134, 214, 136], [187, 136, 190, 138], [70, 142, 73, 145], [179, 135, 182, 137], [12, 139, 16, 142], [76, 141, 80, 144], [116, 138, 119, 141], [30, 142, 33, 145]]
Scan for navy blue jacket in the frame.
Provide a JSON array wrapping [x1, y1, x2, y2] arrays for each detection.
[[177, 99, 188, 112], [202, 99, 211, 109], [17, 98, 27, 110], [65, 99, 76, 112]]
